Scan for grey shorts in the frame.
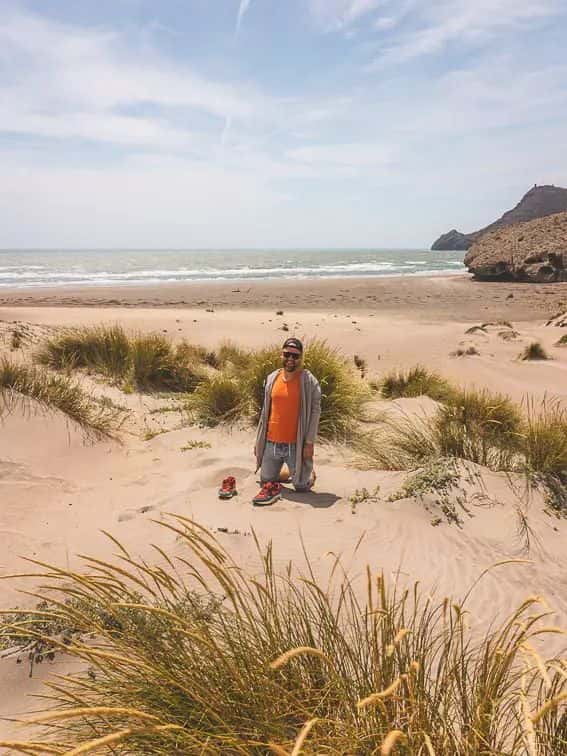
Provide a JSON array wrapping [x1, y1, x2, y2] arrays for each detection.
[[260, 441, 314, 491]]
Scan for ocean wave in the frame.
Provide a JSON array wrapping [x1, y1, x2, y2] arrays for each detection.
[[0, 261, 466, 282]]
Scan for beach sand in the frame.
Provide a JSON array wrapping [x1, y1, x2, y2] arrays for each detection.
[[1, 273, 567, 742]]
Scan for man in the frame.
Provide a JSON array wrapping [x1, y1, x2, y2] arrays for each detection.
[[253, 337, 321, 506]]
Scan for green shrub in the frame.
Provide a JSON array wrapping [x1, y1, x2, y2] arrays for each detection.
[[2, 521, 565, 754], [379, 365, 455, 402], [555, 333, 567, 347], [520, 342, 549, 361], [191, 374, 244, 425], [0, 358, 120, 438], [37, 324, 131, 379]]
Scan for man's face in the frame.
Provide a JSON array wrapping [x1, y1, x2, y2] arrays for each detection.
[[281, 348, 302, 372]]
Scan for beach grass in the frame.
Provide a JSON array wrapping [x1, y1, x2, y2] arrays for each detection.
[[521, 342, 550, 361], [0, 357, 120, 438], [243, 344, 282, 421], [379, 365, 455, 402], [357, 388, 528, 472], [436, 387, 523, 468], [355, 412, 439, 470], [190, 374, 245, 425], [216, 341, 251, 369], [1, 520, 565, 755], [37, 324, 131, 379], [37, 326, 206, 392], [303, 339, 370, 440], [522, 397, 567, 477], [130, 334, 202, 392]]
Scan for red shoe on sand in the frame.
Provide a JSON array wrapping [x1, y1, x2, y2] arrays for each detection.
[[252, 482, 282, 507], [218, 476, 238, 499]]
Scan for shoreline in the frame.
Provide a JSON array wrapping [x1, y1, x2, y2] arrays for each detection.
[[1, 273, 566, 321]]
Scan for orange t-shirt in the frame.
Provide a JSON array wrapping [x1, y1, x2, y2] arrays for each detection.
[[267, 370, 301, 443]]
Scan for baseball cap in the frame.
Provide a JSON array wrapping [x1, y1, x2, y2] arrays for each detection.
[[282, 337, 303, 353]]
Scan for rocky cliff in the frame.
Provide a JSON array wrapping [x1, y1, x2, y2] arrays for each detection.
[[464, 211, 567, 282], [432, 185, 567, 251]]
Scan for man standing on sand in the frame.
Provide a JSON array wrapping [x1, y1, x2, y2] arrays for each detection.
[[253, 337, 321, 506]]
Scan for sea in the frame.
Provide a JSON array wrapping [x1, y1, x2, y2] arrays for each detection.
[[0, 248, 465, 288]]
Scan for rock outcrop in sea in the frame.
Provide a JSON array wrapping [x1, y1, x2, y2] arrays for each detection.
[[432, 185, 567, 251], [464, 211, 567, 282]]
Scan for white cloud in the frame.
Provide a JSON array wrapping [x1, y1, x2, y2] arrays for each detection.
[[369, 0, 562, 67], [0, 8, 268, 154], [309, 0, 389, 31]]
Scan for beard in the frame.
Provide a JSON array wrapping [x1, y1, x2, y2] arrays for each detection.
[[282, 358, 299, 372]]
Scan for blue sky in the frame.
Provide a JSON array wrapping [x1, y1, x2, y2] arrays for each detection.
[[1, 0, 566, 248]]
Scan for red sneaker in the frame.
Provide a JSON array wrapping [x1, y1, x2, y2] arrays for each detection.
[[252, 482, 282, 507], [218, 476, 238, 499]]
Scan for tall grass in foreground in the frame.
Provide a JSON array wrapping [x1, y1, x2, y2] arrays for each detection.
[[379, 365, 455, 402], [0, 358, 121, 438], [1, 519, 565, 754]]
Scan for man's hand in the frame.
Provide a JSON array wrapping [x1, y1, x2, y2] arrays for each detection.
[[303, 442, 314, 460]]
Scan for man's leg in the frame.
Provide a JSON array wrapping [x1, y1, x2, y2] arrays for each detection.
[[294, 455, 315, 492], [260, 441, 284, 483]]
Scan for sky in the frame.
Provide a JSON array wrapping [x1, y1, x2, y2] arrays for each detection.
[[1, 0, 567, 248]]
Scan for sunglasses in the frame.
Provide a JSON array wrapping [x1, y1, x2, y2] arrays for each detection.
[[282, 351, 301, 359]]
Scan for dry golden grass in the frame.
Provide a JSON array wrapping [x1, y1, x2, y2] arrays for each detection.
[[0, 357, 122, 439], [1, 521, 565, 754]]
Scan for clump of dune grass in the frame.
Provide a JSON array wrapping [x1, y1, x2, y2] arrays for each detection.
[[190, 374, 245, 426], [303, 340, 370, 440], [437, 387, 523, 468], [521, 341, 550, 361], [357, 388, 523, 471], [242, 344, 282, 421], [131, 334, 202, 392], [0, 358, 120, 438], [555, 333, 567, 347], [522, 397, 567, 478], [10, 328, 24, 350], [355, 412, 439, 470], [37, 324, 131, 379], [37, 326, 208, 392], [379, 365, 455, 402], [1, 519, 566, 755], [216, 341, 250, 370]]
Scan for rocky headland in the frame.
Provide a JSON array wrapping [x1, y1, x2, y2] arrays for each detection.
[[432, 184, 567, 251], [464, 210, 567, 282]]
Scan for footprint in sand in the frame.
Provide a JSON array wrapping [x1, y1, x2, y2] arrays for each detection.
[[118, 504, 156, 522]]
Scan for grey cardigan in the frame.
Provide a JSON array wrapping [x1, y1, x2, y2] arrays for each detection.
[[254, 369, 322, 485]]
